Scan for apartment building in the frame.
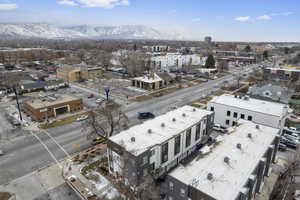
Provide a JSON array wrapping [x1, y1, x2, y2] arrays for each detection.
[[263, 67, 300, 82], [164, 120, 280, 200], [207, 94, 289, 129], [107, 106, 214, 186]]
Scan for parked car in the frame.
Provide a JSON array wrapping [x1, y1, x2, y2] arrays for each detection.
[[95, 98, 104, 104], [138, 112, 155, 120], [88, 94, 94, 99], [278, 143, 287, 151], [76, 115, 88, 121], [283, 134, 299, 143], [213, 124, 228, 133], [280, 138, 298, 149], [91, 137, 106, 145]]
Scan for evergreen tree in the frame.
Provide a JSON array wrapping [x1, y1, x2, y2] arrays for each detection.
[[244, 45, 252, 52], [263, 50, 269, 60], [205, 55, 215, 68]]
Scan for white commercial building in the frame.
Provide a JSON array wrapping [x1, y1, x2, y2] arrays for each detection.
[[107, 106, 214, 185], [164, 120, 280, 200], [207, 94, 289, 129]]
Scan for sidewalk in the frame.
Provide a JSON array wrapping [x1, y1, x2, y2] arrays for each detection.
[[0, 161, 78, 200]]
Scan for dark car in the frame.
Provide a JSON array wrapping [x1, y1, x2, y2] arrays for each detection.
[[138, 112, 155, 120], [280, 138, 298, 149], [278, 143, 287, 151]]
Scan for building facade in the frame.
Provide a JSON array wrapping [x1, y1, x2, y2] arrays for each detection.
[[163, 120, 280, 200], [207, 94, 288, 129], [56, 65, 102, 82], [132, 73, 164, 90], [24, 94, 83, 122], [107, 106, 214, 187], [263, 67, 300, 82]]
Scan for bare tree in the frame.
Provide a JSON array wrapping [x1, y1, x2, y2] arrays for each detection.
[[217, 60, 229, 73], [84, 102, 129, 139]]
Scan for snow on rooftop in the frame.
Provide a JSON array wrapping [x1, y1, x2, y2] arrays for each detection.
[[133, 73, 162, 83], [109, 106, 213, 156], [209, 94, 287, 117], [169, 120, 279, 200]]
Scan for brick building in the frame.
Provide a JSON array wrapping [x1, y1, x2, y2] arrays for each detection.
[[56, 65, 102, 82], [24, 94, 83, 122]]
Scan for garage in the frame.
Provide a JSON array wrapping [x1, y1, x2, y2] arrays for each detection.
[[55, 106, 69, 116]]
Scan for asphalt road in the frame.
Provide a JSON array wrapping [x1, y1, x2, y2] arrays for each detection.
[[0, 64, 259, 185]]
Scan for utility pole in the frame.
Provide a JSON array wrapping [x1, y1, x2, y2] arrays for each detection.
[[13, 86, 22, 121]]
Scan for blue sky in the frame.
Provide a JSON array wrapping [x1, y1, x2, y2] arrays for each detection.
[[0, 0, 299, 42]]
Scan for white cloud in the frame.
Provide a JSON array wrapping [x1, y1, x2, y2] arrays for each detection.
[[0, 3, 17, 10], [77, 0, 129, 8], [235, 16, 251, 22], [192, 18, 201, 22], [58, 0, 78, 6], [257, 15, 272, 20]]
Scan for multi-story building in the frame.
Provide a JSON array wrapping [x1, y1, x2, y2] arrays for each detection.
[[263, 67, 300, 82], [24, 94, 83, 122], [107, 106, 214, 186], [56, 65, 102, 82], [207, 94, 289, 129], [164, 119, 280, 200]]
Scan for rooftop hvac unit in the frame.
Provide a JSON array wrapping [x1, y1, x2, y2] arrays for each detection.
[[182, 113, 186, 117], [161, 123, 165, 127], [247, 133, 252, 139], [236, 143, 242, 149], [224, 156, 230, 164], [193, 108, 196, 112], [256, 125, 260, 129], [131, 137, 135, 142], [172, 118, 176, 122], [148, 129, 152, 134], [207, 173, 214, 181]]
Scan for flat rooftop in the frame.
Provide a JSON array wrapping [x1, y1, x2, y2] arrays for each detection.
[[26, 94, 81, 109], [266, 67, 300, 72], [169, 120, 279, 200], [133, 73, 162, 83], [109, 106, 213, 156], [209, 94, 287, 117]]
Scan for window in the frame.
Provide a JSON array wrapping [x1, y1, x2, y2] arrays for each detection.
[[169, 182, 174, 191], [149, 163, 155, 171], [186, 129, 191, 147], [150, 149, 155, 156], [248, 116, 253, 121], [180, 189, 185, 197], [210, 106, 214, 111], [227, 111, 231, 116], [202, 129, 207, 136], [161, 142, 169, 164], [174, 135, 181, 155], [143, 156, 148, 165], [195, 123, 201, 141], [232, 121, 236, 126], [226, 119, 230, 125], [233, 112, 238, 118], [241, 114, 245, 119]]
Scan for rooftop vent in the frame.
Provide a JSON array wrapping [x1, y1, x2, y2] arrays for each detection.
[[236, 143, 242, 149], [182, 113, 186, 117], [207, 173, 214, 181], [172, 118, 176, 122], [248, 133, 252, 139], [256, 125, 260, 129], [131, 137, 135, 142], [234, 95, 238, 98], [161, 123, 165, 127], [193, 108, 196, 112], [148, 129, 152, 134], [239, 96, 242, 99], [224, 156, 230, 164]]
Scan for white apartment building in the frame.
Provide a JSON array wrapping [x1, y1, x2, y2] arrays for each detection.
[[207, 94, 289, 129], [151, 53, 204, 71], [107, 106, 214, 185], [164, 120, 280, 200]]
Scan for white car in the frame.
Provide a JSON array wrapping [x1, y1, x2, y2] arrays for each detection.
[[95, 98, 103, 103], [76, 115, 88, 121]]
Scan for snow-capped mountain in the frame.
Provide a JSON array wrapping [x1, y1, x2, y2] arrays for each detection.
[[0, 23, 184, 40]]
